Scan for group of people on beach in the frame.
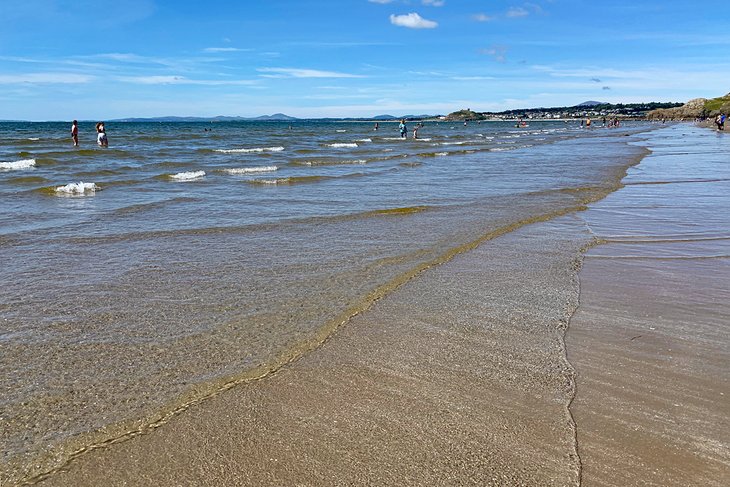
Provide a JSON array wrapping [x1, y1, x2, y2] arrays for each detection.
[[715, 113, 726, 131], [70, 120, 108, 147]]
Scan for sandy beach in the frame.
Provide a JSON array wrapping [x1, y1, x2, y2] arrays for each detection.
[[7, 124, 728, 486]]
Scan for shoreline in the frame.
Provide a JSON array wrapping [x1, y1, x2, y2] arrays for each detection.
[[7, 124, 727, 486]]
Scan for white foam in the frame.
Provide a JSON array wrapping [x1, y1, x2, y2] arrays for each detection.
[[415, 138, 432, 141], [356, 138, 373, 142], [383, 137, 405, 141], [435, 152, 448, 156], [214, 146, 284, 154], [170, 171, 206, 180], [27, 137, 40, 141], [55, 182, 97, 194], [0, 159, 36, 170], [223, 166, 278, 174], [327, 143, 358, 148], [336, 129, 347, 133]]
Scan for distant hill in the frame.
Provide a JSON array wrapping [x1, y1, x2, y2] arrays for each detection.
[[576, 101, 605, 107], [110, 114, 298, 122]]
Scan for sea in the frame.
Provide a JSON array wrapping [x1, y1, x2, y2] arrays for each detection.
[[1, 119, 654, 484]]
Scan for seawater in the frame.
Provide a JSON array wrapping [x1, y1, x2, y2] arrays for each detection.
[[0, 120, 653, 483]]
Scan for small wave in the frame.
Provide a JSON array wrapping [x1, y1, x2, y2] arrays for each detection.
[[399, 162, 422, 168], [5, 176, 48, 185], [356, 138, 372, 142], [435, 152, 448, 156], [55, 182, 98, 195], [247, 175, 330, 185], [0, 159, 36, 170], [327, 143, 358, 148], [383, 137, 405, 141], [221, 166, 278, 174], [214, 146, 285, 154], [170, 171, 205, 180], [366, 206, 429, 216], [27, 137, 40, 141], [291, 159, 367, 167], [414, 138, 432, 142], [336, 129, 347, 133]]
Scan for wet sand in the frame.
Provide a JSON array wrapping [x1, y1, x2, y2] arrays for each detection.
[[41, 214, 593, 486], [33, 125, 729, 486], [568, 125, 730, 486]]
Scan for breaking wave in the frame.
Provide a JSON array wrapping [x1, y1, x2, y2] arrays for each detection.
[[214, 146, 285, 154], [221, 166, 278, 174], [0, 159, 36, 170], [170, 171, 206, 180]]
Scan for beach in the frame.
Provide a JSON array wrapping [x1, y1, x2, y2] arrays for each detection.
[[2, 122, 728, 486]]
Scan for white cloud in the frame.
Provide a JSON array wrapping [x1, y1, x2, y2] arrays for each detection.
[[368, 0, 395, 3], [117, 75, 258, 85], [389, 12, 438, 29], [472, 13, 494, 22], [0, 73, 95, 84], [479, 46, 508, 63], [506, 7, 529, 18], [422, 0, 445, 6], [202, 47, 249, 53], [257, 68, 364, 78]]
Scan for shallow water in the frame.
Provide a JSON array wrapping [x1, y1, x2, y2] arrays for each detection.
[[0, 119, 652, 484]]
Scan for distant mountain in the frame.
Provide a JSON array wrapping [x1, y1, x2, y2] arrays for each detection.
[[575, 101, 605, 107], [110, 114, 298, 122], [372, 114, 437, 120], [250, 113, 298, 121]]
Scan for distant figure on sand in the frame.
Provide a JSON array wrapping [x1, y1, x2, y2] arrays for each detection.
[[399, 119, 407, 139], [96, 122, 108, 147], [71, 120, 78, 146]]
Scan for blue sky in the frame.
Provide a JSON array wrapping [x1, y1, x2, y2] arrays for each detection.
[[1, 0, 729, 120]]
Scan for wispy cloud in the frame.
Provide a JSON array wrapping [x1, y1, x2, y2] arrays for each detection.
[[422, 0, 445, 6], [506, 7, 529, 18], [472, 13, 494, 22], [257, 68, 364, 78], [591, 78, 602, 83], [452, 76, 496, 81], [116, 75, 258, 86], [368, 0, 395, 3], [0, 73, 95, 84], [202, 47, 251, 53], [479, 46, 508, 63], [390, 13, 438, 29]]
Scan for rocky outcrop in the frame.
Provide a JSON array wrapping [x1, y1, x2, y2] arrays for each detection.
[[647, 98, 708, 120], [648, 93, 730, 120]]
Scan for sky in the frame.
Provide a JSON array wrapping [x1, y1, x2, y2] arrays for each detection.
[[1, 0, 729, 120]]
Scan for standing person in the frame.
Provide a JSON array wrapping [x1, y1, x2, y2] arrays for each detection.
[[413, 125, 419, 139], [71, 120, 79, 146], [374, 122, 379, 131], [399, 119, 407, 139], [96, 122, 108, 147], [586, 118, 592, 128]]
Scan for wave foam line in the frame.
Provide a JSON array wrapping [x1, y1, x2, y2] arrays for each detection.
[[214, 146, 284, 154], [222, 166, 278, 174], [170, 171, 205, 180], [327, 143, 358, 148], [0, 159, 36, 170]]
